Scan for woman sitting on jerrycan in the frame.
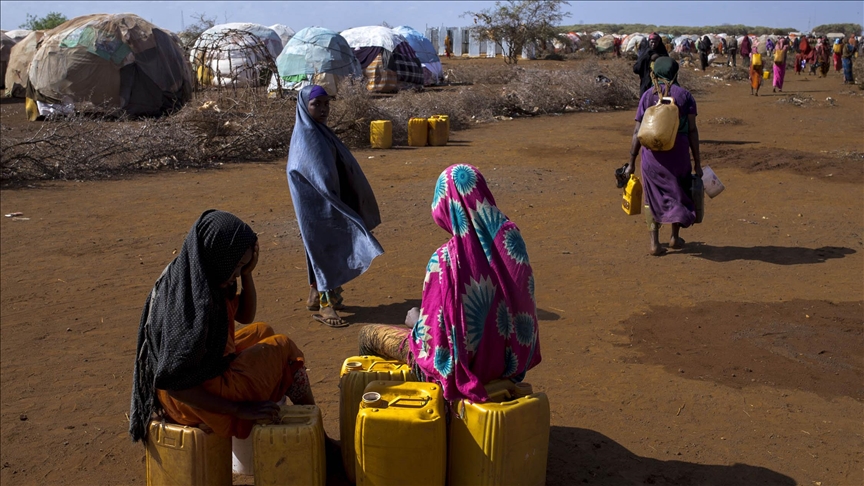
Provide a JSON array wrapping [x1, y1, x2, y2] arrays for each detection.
[[357, 164, 541, 402], [624, 57, 702, 256], [129, 210, 315, 443]]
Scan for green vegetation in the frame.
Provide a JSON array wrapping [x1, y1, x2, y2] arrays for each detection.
[[811, 23, 862, 35], [559, 23, 798, 36], [464, 0, 572, 65], [19, 12, 68, 30]]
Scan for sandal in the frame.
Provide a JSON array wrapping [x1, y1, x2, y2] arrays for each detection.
[[312, 313, 348, 328]]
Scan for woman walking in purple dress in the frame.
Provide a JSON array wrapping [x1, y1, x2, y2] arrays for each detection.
[[624, 57, 702, 256]]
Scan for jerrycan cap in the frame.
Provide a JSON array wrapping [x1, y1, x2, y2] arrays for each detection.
[[361, 392, 387, 409], [513, 382, 533, 397], [345, 361, 363, 371]]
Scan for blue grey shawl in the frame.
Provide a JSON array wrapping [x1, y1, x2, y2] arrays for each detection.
[[287, 85, 383, 291]]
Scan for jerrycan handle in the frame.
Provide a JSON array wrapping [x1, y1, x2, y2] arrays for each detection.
[[367, 360, 400, 371], [389, 396, 431, 408]]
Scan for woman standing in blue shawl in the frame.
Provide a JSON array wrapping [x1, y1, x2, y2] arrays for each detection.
[[287, 85, 384, 327]]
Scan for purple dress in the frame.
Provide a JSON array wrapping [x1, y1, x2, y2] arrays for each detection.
[[636, 84, 697, 227]]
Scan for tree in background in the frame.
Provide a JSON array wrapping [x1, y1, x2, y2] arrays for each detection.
[[19, 12, 68, 30], [464, 0, 571, 64], [811, 23, 863, 36], [178, 12, 217, 52]]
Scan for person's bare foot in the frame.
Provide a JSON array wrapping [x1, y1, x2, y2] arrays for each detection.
[[312, 306, 347, 328], [669, 236, 686, 249], [649, 244, 667, 256], [306, 287, 319, 311]]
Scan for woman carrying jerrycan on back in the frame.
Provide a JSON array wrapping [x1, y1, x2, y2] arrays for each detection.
[[357, 164, 541, 403]]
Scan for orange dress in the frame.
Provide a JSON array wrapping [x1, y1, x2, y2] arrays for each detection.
[[157, 296, 305, 439]]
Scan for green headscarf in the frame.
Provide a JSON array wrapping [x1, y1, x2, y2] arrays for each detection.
[[652, 56, 679, 84]]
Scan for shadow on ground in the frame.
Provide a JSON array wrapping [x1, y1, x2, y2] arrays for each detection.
[[547, 426, 796, 485], [679, 242, 855, 264], [345, 299, 422, 326]]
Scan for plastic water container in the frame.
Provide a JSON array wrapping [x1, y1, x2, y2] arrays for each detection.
[[448, 381, 551, 486], [145, 420, 232, 486], [432, 114, 450, 142], [355, 381, 446, 486], [25, 98, 39, 122], [701, 166, 725, 198], [370, 120, 392, 149], [622, 175, 643, 215], [763, 70, 770, 79], [427, 116, 448, 146], [408, 117, 428, 146], [252, 405, 326, 486], [339, 356, 416, 483]]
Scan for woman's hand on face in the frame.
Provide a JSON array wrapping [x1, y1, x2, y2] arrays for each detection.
[[235, 400, 280, 422], [405, 307, 421, 327], [241, 241, 259, 276]]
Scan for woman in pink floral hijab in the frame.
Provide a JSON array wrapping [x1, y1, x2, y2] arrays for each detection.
[[358, 164, 541, 402]]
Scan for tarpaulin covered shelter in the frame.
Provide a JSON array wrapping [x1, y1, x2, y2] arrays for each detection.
[[269, 24, 295, 47], [4, 30, 31, 43], [392, 25, 441, 85], [623, 33, 647, 53], [190, 22, 282, 87], [594, 34, 615, 53], [340, 25, 423, 93], [268, 26, 361, 95], [26, 14, 192, 118], [4, 30, 44, 97], [0, 33, 14, 90]]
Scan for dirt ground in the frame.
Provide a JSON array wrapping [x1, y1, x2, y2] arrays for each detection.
[[1, 58, 863, 485]]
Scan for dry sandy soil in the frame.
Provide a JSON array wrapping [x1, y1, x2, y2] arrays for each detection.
[[1, 58, 863, 485]]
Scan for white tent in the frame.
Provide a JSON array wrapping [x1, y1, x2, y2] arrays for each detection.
[[190, 23, 283, 87], [340, 26, 424, 92], [4, 29, 31, 42], [269, 24, 295, 47]]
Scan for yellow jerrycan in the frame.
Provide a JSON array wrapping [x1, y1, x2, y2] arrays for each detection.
[[355, 381, 447, 486], [448, 380, 551, 486], [145, 420, 232, 486], [427, 116, 448, 146], [370, 120, 393, 149], [339, 356, 416, 483], [408, 117, 429, 146], [251, 405, 326, 486], [622, 174, 643, 215]]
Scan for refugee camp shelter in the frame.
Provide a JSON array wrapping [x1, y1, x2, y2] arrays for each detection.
[[340, 25, 423, 93], [26, 14, 192, 118], [4, 29, 31, 43], [4, 30, 44, 98], [269, 24, 295, 47], [190, 22, 282, 87], [392, 25, 442, 85], [0, 33, 14, 90], [268, 26, 361, 95]]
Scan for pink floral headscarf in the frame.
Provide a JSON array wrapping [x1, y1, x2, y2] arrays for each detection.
[[408, 164, 541, 402]]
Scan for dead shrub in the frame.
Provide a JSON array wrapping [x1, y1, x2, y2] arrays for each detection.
[[706, 117, 744, 125]]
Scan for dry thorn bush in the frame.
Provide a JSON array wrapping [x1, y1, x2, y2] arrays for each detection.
[[3, 59, 719, 183]]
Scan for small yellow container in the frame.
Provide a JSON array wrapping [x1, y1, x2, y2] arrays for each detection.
[[145, 420, 232, 486], [427, 116, 448, 146], [408, 117, 428, 146], [448, 381, 551, 486], [622, 174, 642, 215], [355, 381, 447, 486], [25, 97, 39, 122], [370, 120, 392, 149], [252, 405, 326, 486], [431, 114, 450, 142], [197, 65, 214, 86], [763, 70, 770, 79], [339, 356, 416, 483]]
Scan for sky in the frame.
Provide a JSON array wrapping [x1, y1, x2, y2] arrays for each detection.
[[1, 1, 860, 34]]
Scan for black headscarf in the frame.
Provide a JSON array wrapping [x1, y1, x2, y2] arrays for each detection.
[[634, 33, 670, 95], [129, 210, 257, 442]]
